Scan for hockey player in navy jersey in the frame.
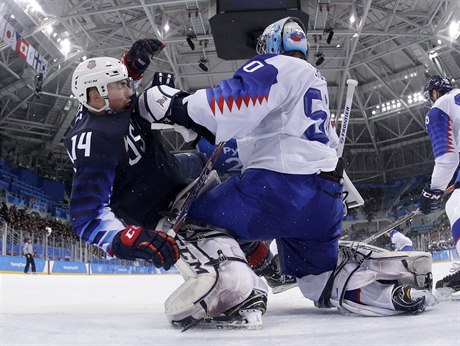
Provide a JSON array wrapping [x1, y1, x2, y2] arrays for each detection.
[[65, 39, 214, 269], [420, 75, 460, 295], [142, 17, 437, 324]]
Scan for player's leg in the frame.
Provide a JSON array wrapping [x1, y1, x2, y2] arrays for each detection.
[[436, 189, 460, 294], [240, 241, 297, 294], [164, 227, 268, 330]]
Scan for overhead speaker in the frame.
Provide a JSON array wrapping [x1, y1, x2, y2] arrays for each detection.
[[209, 0, 309, 60]]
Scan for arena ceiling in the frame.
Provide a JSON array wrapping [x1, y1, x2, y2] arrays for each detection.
[[0, 0, 459, 183]]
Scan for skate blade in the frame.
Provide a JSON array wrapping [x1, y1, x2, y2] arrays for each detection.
[[176, 310, 263, 331], [270, 282, 298, 294]]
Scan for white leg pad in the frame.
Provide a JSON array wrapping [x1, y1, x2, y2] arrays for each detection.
[[164, 231, 268, 322]]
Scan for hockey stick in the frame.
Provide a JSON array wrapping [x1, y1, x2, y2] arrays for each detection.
[[363, 209, 420, 244], [337, 79, 358, 158], [336, 79, 365, 208], [167, 141, 226, 237], [363, 182, 457, 244], [165, 141, 225, 279]]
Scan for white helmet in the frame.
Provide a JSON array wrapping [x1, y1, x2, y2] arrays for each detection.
[[256, 17, 308, 59], [71, 57, 129, 113]]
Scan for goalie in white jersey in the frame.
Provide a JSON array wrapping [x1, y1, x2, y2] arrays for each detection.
[[143, 17, 436, 327]]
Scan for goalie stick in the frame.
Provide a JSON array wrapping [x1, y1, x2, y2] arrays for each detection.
[[337, 79, 365, 209], [337, 79, 358, 158], [165, 141, 226, 280], [167, 141, 226, 237], [363, 183, 457, 244]]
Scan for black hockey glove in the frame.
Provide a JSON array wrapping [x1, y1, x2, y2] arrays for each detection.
[[112, 225, 180, 270], [122, 39, 165, 80], [419, 187, 444, 214], [151, 71, 175, 88]]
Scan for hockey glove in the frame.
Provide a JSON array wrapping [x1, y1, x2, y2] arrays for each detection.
[[139, 85, 189, 124], [151, 71, 175, 88], [112, 225, 180, 270], [122, 39, 165, 80], [419, 187, 444, 214]]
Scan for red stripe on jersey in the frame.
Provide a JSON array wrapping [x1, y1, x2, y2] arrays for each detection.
[[226, 95, 234, 112], [209, 96, 216, 116], [217, 95, 225, 114]]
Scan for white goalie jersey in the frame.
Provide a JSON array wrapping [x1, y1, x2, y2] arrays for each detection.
[[187, 54, 339, 175]]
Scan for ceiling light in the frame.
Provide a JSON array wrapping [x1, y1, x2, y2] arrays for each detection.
[[449, 21, 460, 40], [60, 38, 71, 56], [326, 29, 334, 44], [198, 58, 208, 72], [164, 23, 170, 32], [350, 14, 356, 24], [186, 35, 195, 50]]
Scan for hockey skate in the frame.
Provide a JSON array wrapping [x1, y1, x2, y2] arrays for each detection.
[[260, 255, 298, 294], [391, 284, 428, 313], [173, 289, 268, 331], [435, 263, 460, 300]]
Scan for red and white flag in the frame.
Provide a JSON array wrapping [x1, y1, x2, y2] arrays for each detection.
[[2, 21, 15, 48], [15, 34, 29, 60]]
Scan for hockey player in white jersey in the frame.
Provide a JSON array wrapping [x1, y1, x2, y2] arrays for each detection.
[[388, 229, 414, 251], [141, 17, 436, 327], [420, 75, 460, 295]]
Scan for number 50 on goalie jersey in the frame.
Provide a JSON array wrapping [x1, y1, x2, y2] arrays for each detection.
[[187, 53, 339, 175]]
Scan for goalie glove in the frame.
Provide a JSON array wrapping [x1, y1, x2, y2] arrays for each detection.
[[122, 39, 165, 80], [112, 225, 180, 270], [419, 187, 444, 215]]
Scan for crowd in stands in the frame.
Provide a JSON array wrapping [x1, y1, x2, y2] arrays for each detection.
[[0, 201, 76, 241]]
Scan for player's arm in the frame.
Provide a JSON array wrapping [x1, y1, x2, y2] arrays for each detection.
[[67, 130, 125, 253], [67, 130, 179, 268], [426, 106, 459, 190], [122, 38, 165, 87], [419, 105, 458, 214]]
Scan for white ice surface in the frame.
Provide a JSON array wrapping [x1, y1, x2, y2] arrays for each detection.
[[1, 261, 459, 346]]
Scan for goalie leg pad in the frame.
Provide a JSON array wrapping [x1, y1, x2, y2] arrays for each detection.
[[311, 242, 434, 316], [164, 229, 268, 325]]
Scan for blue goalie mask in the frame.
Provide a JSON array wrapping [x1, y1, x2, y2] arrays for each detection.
[[423, 74, 453, 101], [256, 17, 308, 59]]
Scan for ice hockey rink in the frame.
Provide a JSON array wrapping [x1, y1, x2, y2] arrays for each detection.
[[0, 261, 458, 346]]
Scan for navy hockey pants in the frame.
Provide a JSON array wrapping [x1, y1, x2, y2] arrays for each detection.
[[189, 168, 344, 278]]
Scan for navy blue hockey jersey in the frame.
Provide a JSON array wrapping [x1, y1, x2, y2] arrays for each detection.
[[65, 102, 187, 254]]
